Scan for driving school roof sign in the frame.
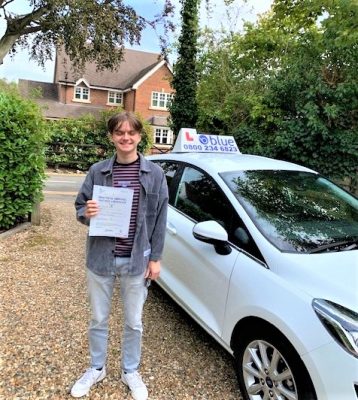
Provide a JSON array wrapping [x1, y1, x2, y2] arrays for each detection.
[[172, 128, 241, 154]]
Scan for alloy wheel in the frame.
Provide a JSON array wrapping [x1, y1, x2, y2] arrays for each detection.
[[242, 339, 298, 400]]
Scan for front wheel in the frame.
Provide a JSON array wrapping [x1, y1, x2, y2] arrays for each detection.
[[233, 329, 317, 400]]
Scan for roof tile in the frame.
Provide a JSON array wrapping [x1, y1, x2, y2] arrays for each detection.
[[55, 48, 163, 89]]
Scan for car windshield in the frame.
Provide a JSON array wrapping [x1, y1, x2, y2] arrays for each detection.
[[221, 170, 358, 253]]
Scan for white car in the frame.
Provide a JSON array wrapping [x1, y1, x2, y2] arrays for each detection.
[[147, 131, 358, 400]]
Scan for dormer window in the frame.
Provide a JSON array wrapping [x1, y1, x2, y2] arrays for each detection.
[[73, 79, 91, 103], [108, 91, 123, 105], [75, 86, 89, 101]]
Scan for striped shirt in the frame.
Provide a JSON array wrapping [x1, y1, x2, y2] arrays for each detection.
[[112, 158, 140, 257]]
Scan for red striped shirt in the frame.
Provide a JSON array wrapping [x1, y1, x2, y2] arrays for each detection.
[[112, 158, 140, 257]]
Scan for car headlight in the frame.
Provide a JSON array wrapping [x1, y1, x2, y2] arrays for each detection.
[[312, 299, 358, 358]]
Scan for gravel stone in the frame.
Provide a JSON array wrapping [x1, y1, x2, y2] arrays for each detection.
[[0, 201, 242, 399]]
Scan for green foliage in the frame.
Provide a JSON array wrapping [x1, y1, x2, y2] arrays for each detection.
[[0, 90, 48, 230], [0, 79, 20, 95], [46, 108, 153, 170], [0, 0, 175, 70], [47, 114, 105, 170], [169, 0, 200, 135], [197, 0, 358, 183]]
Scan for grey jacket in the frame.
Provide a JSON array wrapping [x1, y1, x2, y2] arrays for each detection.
[[75, 153, 168, 276]]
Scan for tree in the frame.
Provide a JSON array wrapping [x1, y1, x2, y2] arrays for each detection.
[[196, 0, 358, 183], [169, 0, 200, 136], [0, 0, 174, 70]]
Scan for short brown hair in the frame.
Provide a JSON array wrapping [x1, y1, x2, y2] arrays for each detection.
[[107, 112, 143, 134]]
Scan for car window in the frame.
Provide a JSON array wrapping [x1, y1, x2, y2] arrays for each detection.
[[174, 166, 264, 261], [153, 160, 179, 189], [174, 167, 229, 225]]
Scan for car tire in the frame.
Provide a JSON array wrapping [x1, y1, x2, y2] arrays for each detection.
[[233, 327, 317, 400]]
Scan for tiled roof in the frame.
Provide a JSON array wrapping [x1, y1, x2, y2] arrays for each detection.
[[18, 79, 104, 119], [36, 100, 104, 119], [55, 48, 164, 90], [19, 79, 58, 100], [150, 116, 169, 126]]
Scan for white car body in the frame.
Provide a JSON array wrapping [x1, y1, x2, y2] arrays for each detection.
[[147, 151, 358, 400]]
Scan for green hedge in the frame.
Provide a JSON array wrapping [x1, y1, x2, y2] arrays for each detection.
[[46, 108, 154, 171], [0, 90, 47, 230]]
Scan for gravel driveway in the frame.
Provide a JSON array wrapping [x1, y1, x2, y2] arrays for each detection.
[[0, 201, 242, 400]]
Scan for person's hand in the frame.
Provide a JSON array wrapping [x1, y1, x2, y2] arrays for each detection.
[[145, 260, 161, 280], [84, 200, 99, 219]]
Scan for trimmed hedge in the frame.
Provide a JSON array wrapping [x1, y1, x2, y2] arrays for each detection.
[[0, 90, 47, 230]]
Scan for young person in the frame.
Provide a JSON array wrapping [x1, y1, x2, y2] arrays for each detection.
[[72, 112, 168, 400]]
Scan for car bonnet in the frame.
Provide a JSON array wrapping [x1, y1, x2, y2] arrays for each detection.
[[272, 250, 358, 311]]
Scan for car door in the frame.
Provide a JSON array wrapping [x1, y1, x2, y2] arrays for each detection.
[[159, 163, 240, 337]]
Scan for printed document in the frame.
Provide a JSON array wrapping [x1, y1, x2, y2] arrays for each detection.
[[89, 185, 134, 237]]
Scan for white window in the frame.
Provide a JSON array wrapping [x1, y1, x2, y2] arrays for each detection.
[[151, 91, 172, 109], [155, 127, 173, 145], [108, 91, 123, 105], [74, 86, 90, 101]]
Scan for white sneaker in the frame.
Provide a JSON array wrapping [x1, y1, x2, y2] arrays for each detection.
[[71, 367, 106, 398], [121, 370, 148, 400]]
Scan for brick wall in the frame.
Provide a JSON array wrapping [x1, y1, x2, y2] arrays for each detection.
[[59, 85, 123, 108], [56, 63, 174, 124], [88, 89, 108, 106], [134, 65, 174, 121], [124, 91, 135, 111], [58, 84, 65, 103]]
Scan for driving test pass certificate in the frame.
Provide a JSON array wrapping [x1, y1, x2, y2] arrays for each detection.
[[89, 185, 134, 237]]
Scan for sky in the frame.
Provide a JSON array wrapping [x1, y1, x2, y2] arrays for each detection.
[[0, 0, 272, 83]]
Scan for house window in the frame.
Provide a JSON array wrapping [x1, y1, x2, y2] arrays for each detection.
[[155, 128, 173, 144], [151, 92, 172, 109], [108, 91, 123, 105], [74, 86, 90, 101]]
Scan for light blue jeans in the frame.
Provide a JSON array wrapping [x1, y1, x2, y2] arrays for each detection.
[[86, 257, 148, 372]]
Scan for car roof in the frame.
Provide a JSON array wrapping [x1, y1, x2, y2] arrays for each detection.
[[147, 152, 316, 175]]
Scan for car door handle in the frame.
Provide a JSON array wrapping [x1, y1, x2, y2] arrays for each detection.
[[166, 222, 177, 235]]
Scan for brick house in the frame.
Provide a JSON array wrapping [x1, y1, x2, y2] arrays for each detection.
[[19, 48, 175, 150]]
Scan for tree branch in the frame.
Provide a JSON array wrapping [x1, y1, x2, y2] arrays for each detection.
[[0, 0, 15, 10], [7, 6, 49, 35], [22, 26, 42, 35], [0, 5, 50, 64], [0, 1, 175, 70]]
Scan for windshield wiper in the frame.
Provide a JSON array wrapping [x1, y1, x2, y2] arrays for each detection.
[[309, 239, 358, 254]]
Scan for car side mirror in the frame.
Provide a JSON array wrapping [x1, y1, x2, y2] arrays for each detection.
[[193, 221, 232, 255]]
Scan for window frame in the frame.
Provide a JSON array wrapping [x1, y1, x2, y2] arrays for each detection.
[[107, 91, 123, 105], [151, 91, 173, 110], [74, 86, 90, 102], [154, 127, 173, 145]]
